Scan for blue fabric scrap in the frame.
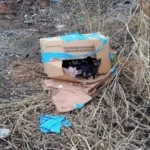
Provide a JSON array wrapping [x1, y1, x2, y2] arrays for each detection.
[[40, 115, 71, 134], [75, 103, 84, 109]]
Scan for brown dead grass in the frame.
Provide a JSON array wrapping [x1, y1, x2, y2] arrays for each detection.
[[138, 0, 150, 17], [11, 60, 47, 83]]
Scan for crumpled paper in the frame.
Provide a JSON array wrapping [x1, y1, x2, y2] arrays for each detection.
[[0, 128, 11, 139]]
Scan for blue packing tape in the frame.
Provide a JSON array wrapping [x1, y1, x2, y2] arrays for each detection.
[[41, 32, 109, 63], [109, 53, 115, 62], [41, 42, 107, 63], [60, 32, 108, 44], [110, 63, 120, 75], [75, 103, 84, 109], [60, 32, 89, 43]]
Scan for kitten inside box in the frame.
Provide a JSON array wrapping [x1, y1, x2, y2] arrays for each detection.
[[62, 57, 101, 79]]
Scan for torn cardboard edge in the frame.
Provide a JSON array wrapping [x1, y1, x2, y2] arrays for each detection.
[[42, 79, 92, 112], [42, 62, 122, 112]]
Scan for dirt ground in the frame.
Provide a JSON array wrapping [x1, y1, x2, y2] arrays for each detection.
[[0, 0, 137, 101], [0, 0, 150, 150]]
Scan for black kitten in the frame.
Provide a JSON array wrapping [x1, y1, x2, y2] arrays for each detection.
[[62, 57, 101, 79], [63, 58, 84, 68], [81, 58, 101, 79], [63, 57, 95, 68]]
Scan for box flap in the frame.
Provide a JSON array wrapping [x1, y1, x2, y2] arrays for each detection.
[[44, 61, 64, 77]]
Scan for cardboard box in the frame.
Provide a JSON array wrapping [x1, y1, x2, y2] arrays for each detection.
[[40, 32, 112, 83]]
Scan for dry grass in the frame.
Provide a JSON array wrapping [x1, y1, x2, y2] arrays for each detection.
[[0, 1, 150, 150], [35, 0, 103, 34], [11, 60, 47, 83]]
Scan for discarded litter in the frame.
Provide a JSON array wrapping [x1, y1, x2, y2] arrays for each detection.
[[75, 103, 84, 109], [40, 32, 121, 112], [55, 24, 66, 30], [24, 15, 33, 24], [42, 79, 92, 112], [109, 53, 115, 62], [40, 32, 112, 83], [66, 66, 79, 77], [0, 128, 11, 139], [39, 115, 71, 133], [41, 63, 120, 112]]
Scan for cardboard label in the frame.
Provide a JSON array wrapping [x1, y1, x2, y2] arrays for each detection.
[[64, 46, 94, 53]]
